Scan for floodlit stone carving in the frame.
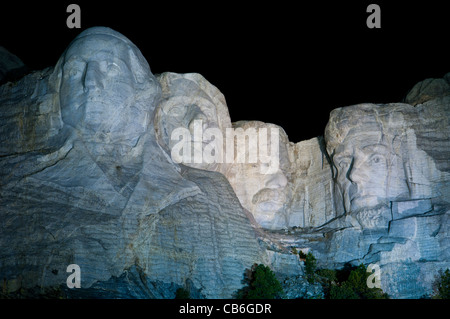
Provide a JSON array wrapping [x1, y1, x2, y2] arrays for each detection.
[[0, 26, 448, 299], [0, 27, 263, 298], [224, 121, 289, 229], [154, 72, 232, 173], [325, 99, 450, 229]]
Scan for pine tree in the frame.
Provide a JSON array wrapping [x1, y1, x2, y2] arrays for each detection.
[[235, 264, 284, 299]]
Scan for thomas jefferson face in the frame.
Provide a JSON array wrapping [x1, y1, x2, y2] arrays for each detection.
[[155, 73, 229, 172], [59, 33, 152, 146], [160, 97, 221, 160]]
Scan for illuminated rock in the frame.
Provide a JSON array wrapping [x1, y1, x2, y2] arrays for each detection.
[[0, 27, 264, 298], [1, 26, 448, 299]]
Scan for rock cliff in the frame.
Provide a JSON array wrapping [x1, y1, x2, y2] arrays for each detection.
[[0, 27, 264, 299], [0, 27, 448, 299]]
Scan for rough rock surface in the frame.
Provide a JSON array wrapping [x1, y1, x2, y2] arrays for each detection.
[[0, 27, 449, 299], [153, 75, 336, 231], [404, 74, 450, 106], [154, 71, 232, 174], [223, 121, 335, 230], [318, 87, 450, 298], [224, 121, 290, 230], [281, 274, 324, 299], [0, 27, 265, 299], [284, 136, 336, 228]]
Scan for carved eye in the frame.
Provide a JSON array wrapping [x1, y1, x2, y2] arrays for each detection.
[[69, 67, 82, 77], [107, 63, 120, 76], [370, 154, 384, 165]]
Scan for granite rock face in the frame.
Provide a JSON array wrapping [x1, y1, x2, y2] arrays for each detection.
[[319, 81, 450, 297], [153, 73, 336, 231], [284, 136, 336, 228], [325, 96, 450, 221], [224, 122, 335, 230], [404, 73, 450, 106], [154, 71, 232, 174], [224, 121, 290, 229], [0, 27, 265, 298], [0, 27, 448, 299]]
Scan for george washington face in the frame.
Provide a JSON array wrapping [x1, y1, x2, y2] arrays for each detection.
[[57, 28, 157, 147]]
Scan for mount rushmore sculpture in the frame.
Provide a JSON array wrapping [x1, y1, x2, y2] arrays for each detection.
[[0, 27, 448, 298]]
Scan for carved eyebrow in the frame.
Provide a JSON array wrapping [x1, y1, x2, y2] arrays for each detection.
[[64, 55, 85, 65], [105, 58, 129, 72], [361, 144, 389, 152], [65, 51, 129, 68], [97, 54, 128, 68], [334, 154, 352, 163]]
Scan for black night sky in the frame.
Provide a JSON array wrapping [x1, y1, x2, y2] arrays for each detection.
[[1, 1, 448, 142]]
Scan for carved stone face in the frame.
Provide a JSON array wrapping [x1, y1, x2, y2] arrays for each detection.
[[225, 122, 289, 229], [155, 73, 231, 172], [335, 127, 388, 211], [331, 120, 409, 213], [58, 29, 155, 147], [227, 161, 288, 228]]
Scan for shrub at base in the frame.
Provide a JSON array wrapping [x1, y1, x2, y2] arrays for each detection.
[[235, 264, 284, 299], [175, 287, 190, 299], [328, 264, 388, 299], [304, 252, 317, 284], [433, 269, 450, 299]]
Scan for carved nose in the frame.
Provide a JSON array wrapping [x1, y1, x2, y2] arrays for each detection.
[[347, 161, 364, 185], [83, 61, 104, 91], [347, 165, 356, 183]]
